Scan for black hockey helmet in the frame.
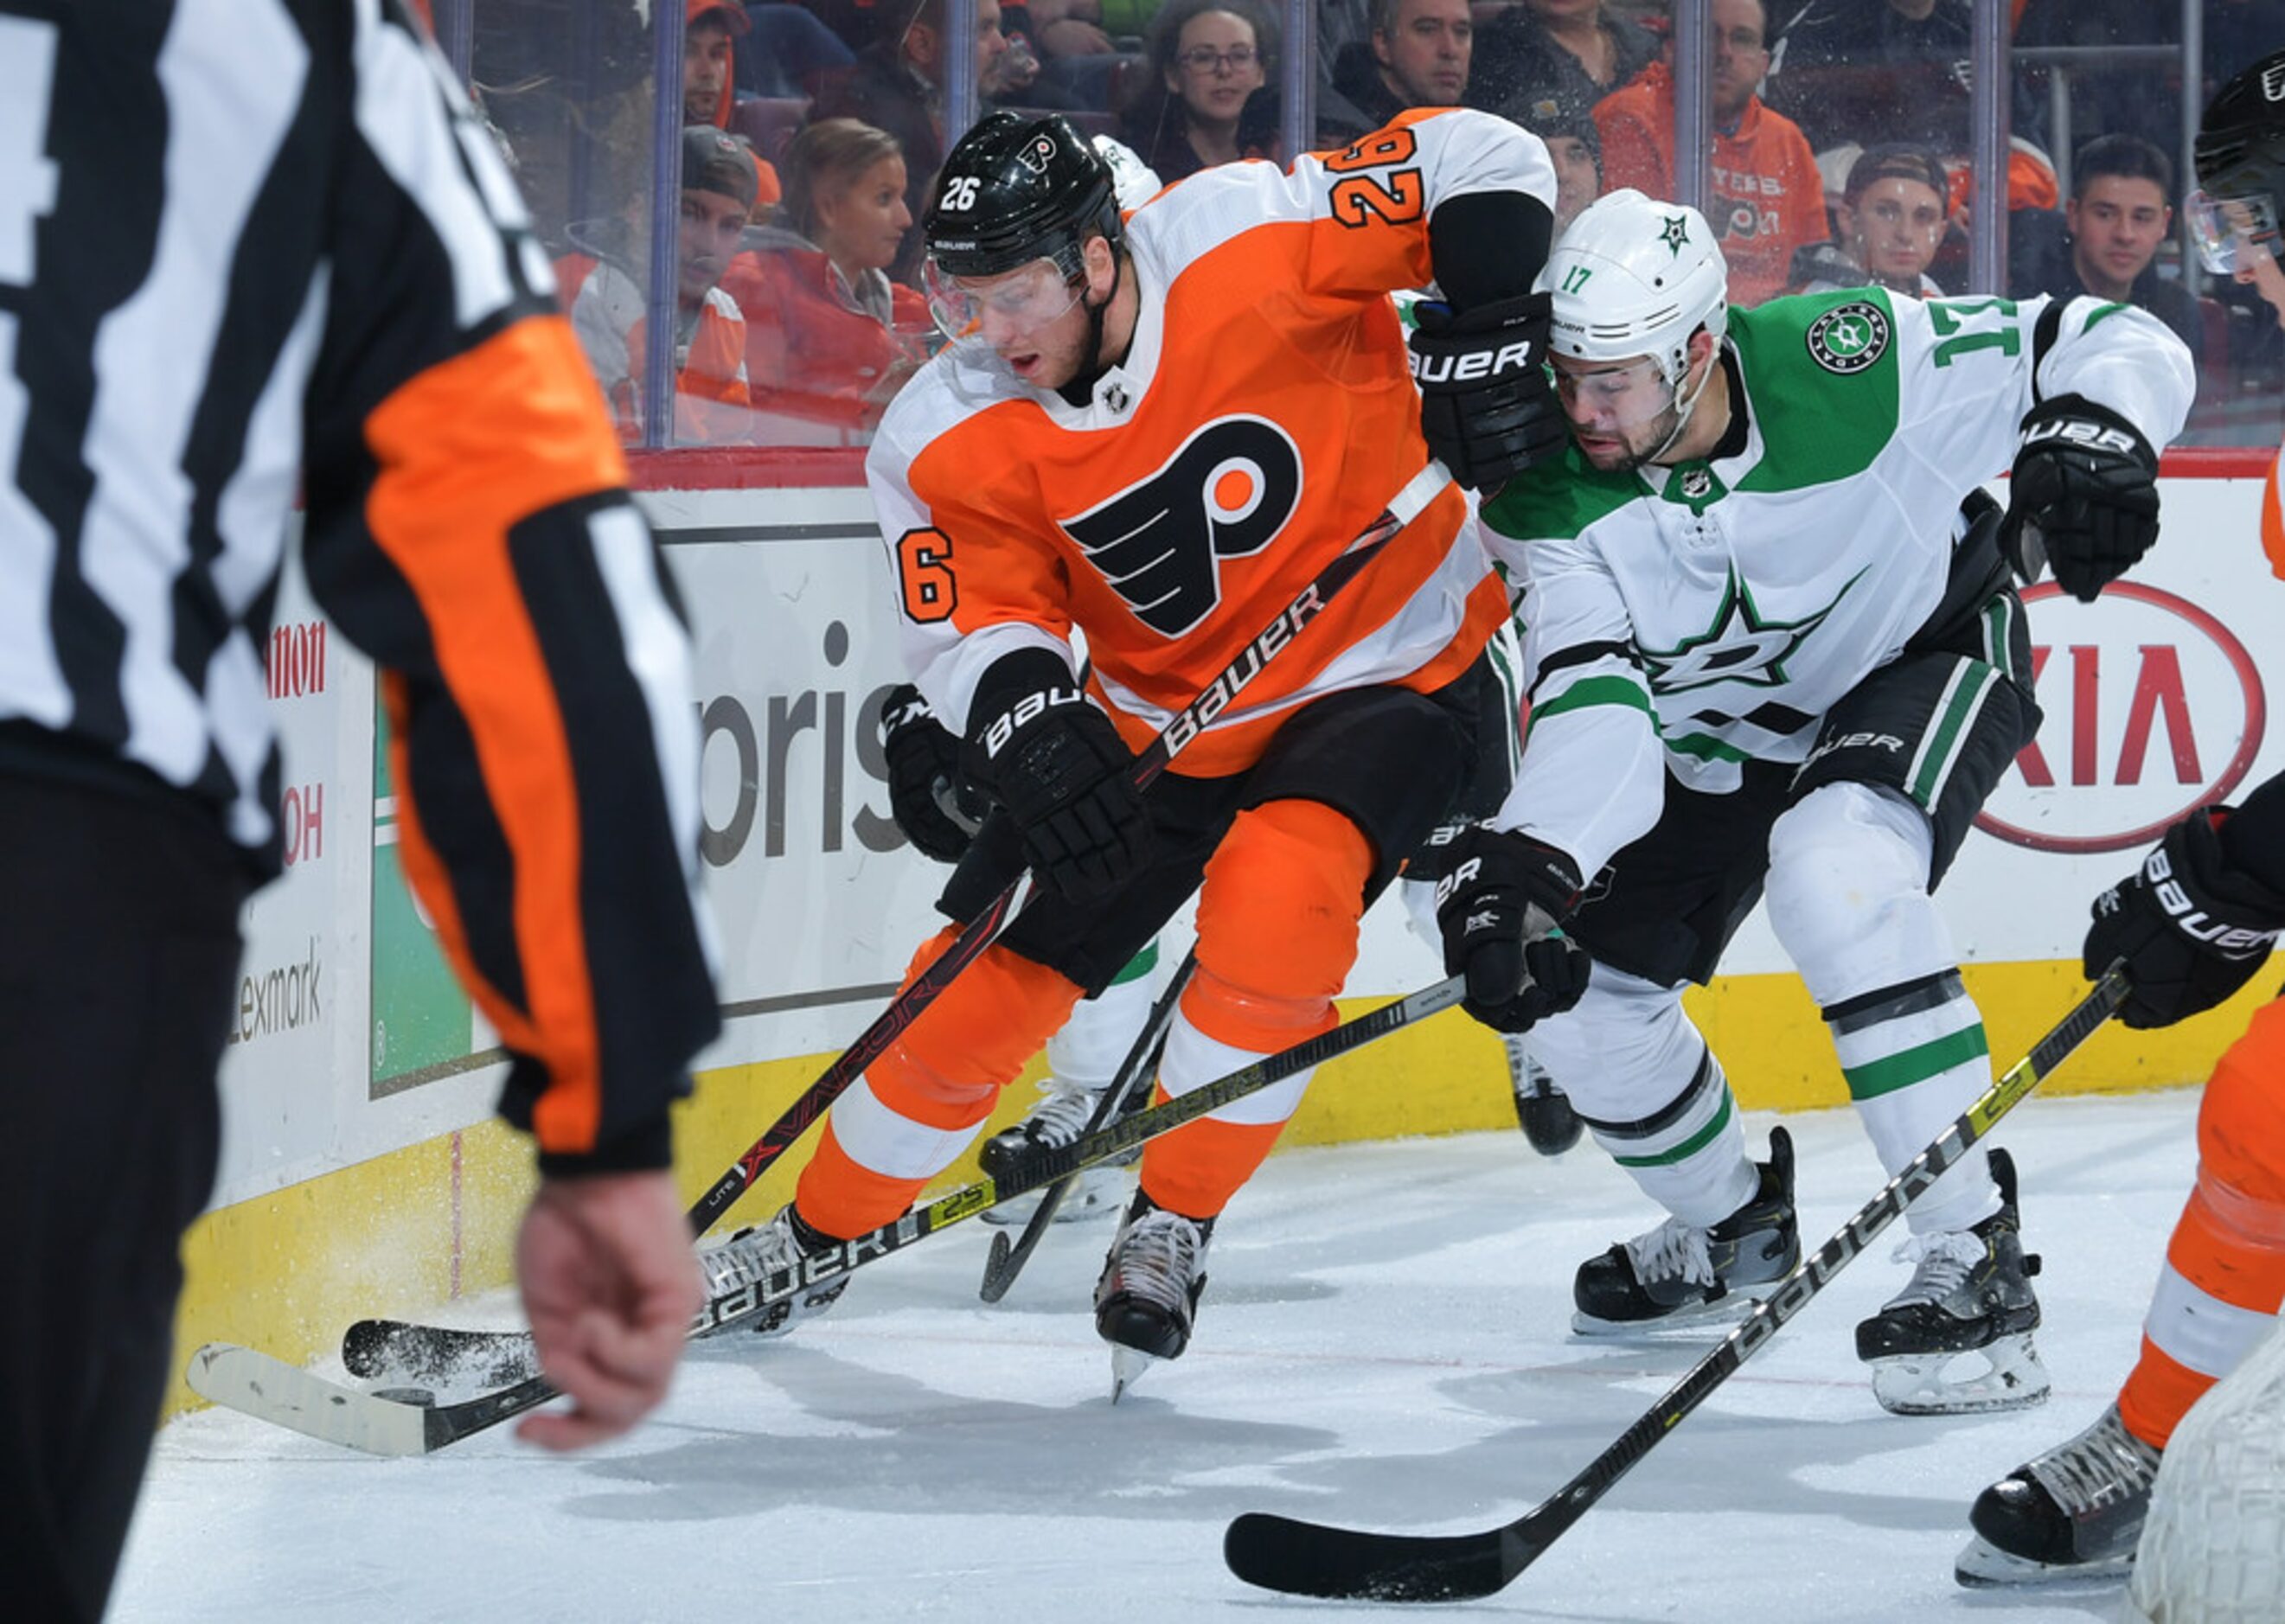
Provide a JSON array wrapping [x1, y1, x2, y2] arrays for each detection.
[[922, 112, 1123, 282], [2191, 49, 2285, 268]]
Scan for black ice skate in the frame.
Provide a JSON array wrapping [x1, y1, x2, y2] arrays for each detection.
[[1571, 1126, 1798, 1335], [1955, 1403, 2162, 1587], [978, 1075, 1138, 1225], [1855, 1147, 2049, 1416], [1093, 1190, 1213, 1401], [1505, 1035, 1583, 1157], [700, 1205, 848, 1338]]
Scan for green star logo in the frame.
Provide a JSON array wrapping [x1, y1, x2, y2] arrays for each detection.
[[1639, 569, 1855, 693], [1658, 214, 1692, 256]]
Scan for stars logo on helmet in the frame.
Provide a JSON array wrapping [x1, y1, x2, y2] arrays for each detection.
[[1658, 214, 1692, 256]]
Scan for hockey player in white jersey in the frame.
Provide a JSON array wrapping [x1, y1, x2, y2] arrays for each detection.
[[1438, 188, 2196, 1414]]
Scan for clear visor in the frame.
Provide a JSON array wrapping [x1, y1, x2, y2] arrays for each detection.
[[924, 254, 1085, 348], [2186, 189, 2282, 274], [1554, 355, 1679, 432]]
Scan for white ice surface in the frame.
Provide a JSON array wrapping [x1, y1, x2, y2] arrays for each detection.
[[118, 1091, 2206, 1623]]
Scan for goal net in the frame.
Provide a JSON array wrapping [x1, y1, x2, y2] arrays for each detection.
[[2125, 1310, 2285, 1621]]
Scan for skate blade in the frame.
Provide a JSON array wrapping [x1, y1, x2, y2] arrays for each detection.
[[1953, 1534, 2133, 1589], [1571, 1292, 1761, 1340], [1110, 1343, 1156, 1404], [1869, 1333, 2051, 1416]]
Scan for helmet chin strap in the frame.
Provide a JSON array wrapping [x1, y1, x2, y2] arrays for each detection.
[[1056, 250, 1125, 407], [1645, 347, 1712, 465]]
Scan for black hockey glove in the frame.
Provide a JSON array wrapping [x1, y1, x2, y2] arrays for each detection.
[[963, 654, 1154, 902], [1409, 292, 1566, 494], [1434, 827, 1591, 1033], [880, 684, 986, 863], [2084, 806, 2285, 1030], [2000, 395, 2160, 603]]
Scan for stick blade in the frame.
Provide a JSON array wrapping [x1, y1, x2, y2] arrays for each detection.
[[1223, 1512, 1522, 1602], [186, 1343, 433, 1457]]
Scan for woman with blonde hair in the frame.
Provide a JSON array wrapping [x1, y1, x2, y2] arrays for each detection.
[[722, 117, 933, 431]]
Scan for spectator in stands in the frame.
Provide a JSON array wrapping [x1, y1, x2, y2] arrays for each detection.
[[1470, 0, 1660, 134], [815, 0, 1014, 278], [2037, 135, 2203, 356], [723, 118, 934, 432], [573, 125, 758, 444], [1763, 0, 2045, 158], [1332, 0, 1474, 128], [1591, 0, 1823, 306], [685, 0, 746, 126], [684, 0, 786, 211], [1528, 96, 1604, 235], [1789, 142, 1951, 299], [1119, 0, 1273, 182]]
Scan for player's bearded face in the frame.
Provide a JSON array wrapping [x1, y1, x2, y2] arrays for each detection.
[[1554, 354, 1681, 472], [926, 255, 1098, 387]]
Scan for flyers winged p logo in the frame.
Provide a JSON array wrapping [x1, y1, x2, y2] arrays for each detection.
[[1059, 416, 1303, 636]]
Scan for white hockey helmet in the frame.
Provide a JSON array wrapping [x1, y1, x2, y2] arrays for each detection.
[[1538, 189, 1730, 387]]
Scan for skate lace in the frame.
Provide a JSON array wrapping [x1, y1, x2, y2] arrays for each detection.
[[1020, 1078, 1104, 1149], [1110, 1209, 1207, 1312], [1882, 1229, 1987, 1309], [1624, 1217, 1717, 1288], [2031, 1407, 2163, 1517]]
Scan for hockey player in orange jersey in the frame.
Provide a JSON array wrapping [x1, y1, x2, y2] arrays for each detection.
[[1956, 47, 2285, 1589], [704, 104, 1584, 1391]]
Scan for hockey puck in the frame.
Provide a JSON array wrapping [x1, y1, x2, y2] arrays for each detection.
[[371, 1386, 438, 1407]]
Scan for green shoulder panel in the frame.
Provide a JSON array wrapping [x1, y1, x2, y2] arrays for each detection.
[[1730, 288, 1904, 494], [1479, 443, 1642, 543]]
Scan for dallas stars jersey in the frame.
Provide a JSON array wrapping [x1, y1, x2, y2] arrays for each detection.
[[1478, 287, 2196, 879], [867, 107, 1558, 778]]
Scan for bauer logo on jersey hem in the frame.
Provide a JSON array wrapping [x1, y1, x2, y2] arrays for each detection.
[[1805, 301, 1891, 374]]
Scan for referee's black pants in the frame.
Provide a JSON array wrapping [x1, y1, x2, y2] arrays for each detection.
[[0, 775, 246, 1621]]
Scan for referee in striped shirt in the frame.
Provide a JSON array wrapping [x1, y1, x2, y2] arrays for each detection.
[[1, 5, 722, 1614]]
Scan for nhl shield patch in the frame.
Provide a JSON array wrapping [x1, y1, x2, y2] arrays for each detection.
[[1804, 301, 1891, 374]]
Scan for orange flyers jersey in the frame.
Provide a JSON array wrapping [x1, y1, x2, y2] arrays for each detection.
[[865, 107, 1558, 778]]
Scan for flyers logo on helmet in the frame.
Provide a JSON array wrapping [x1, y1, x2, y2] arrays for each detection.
[[1059, 416, 1303, 636]]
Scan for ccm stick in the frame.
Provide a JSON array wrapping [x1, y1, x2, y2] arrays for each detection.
[[194, 975, 1469, 1454], [1220, 963, 2130, 1602]]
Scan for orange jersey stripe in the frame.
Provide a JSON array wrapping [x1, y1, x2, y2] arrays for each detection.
[[362, 315, 629, 1154], [2263, 444, 2283, 581]]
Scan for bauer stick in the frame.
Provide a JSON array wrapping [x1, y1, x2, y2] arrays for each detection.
[[1222, 962, 2132, 1602], [678, 465, 1449, 1238], [202, 974, 1470, 1453]]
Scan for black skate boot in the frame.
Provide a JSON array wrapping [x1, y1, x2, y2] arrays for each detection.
[[1093, 1190, 1213, 1400], [700, 1205, 849, 1338], [1571, 1126, 1799, 1335], [978, 1075, 1137, 1225], [1955, 1403, 2162, 1587], [1506, 1035, 1583, 1156], [1855, 1147, 2049, 1415]]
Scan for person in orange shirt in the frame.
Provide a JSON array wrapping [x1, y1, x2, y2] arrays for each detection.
[[573, 125, 758, 445], [703, 108, 1579, 1395], [723, 118, 934, 432], [1591, 0, 1824, 307], [686, 0, 782, 207], [1955, 52, 2285, 1589]]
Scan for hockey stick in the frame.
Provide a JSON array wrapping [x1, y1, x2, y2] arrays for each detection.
[[977, 946, 1199, 1302], [1222, 962, 2131, 1602], [677, 469, 1444, 1238], [246, 975, 1469, 1447]]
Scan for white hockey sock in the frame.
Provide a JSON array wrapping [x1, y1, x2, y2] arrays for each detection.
[[1046, 945, 1162, 1094], [1594, 1049, 1758, 1230], [1827, 974, 2000, 1234]]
